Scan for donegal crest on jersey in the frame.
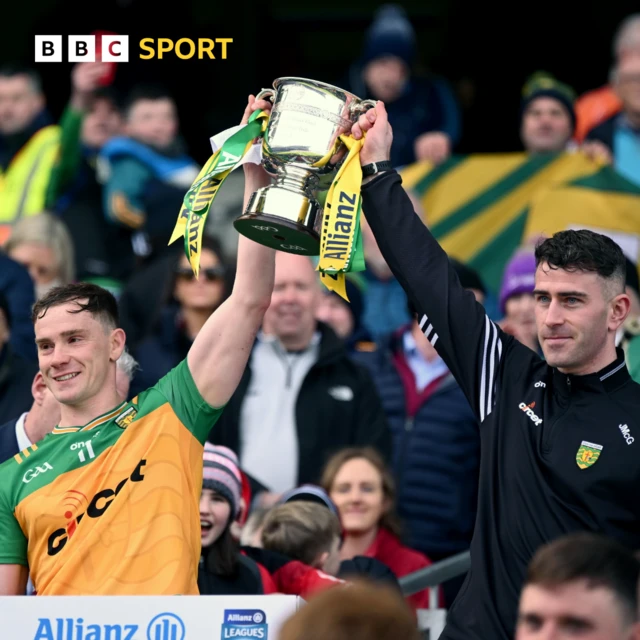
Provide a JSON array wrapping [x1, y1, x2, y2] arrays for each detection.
[[0, 359, 223, 595], [576, 440, 603, 469]]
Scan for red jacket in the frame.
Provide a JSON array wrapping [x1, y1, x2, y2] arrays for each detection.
[[242, 547, 344, 598], [365, 527, 439, 610]]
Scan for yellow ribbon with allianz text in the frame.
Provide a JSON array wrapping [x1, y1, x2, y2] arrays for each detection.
[[317, 134, 366, 301]]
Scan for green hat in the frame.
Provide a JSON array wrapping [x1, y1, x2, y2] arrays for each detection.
[[521, 72, 577, 131]]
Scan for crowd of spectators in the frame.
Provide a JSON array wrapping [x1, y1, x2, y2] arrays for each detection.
[[1, 5, 640, 639]]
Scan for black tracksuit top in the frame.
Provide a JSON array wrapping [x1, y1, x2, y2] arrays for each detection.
[[361, 170, 640, 640]]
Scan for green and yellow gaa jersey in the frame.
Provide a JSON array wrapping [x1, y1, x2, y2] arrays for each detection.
[[0, 359, 223, 595]]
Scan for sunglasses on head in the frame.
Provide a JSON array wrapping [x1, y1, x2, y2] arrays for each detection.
[[175, 266, 225, 282]]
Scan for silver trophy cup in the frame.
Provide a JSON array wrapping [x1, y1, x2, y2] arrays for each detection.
[[234, 77, 375, 255]]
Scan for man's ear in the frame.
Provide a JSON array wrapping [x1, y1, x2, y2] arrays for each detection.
[[610, 292, 631, 332], [110, 328, 126, 362], [31, 372, 47, 405]]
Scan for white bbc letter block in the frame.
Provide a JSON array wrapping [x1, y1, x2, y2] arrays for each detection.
[[68, 35, 96, 62], [102, 35, 129, 62], [35, 35, 62, 62]]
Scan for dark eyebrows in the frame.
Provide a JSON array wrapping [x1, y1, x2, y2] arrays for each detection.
[[558, 615, 593, 629], [35, 328, 87, 345], [518, 611, 542, 624], [532, 289, 588, 298]]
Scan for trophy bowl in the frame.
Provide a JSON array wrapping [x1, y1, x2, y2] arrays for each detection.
[[234, 77, 375, 255]]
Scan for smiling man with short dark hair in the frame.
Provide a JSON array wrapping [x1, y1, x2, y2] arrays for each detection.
[[350, 101, 640, 640]]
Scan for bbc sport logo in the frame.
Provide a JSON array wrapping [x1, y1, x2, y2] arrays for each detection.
[[34, 35, 233, 62], [31, 612, 185, 640], [221, 609, 268, 639]]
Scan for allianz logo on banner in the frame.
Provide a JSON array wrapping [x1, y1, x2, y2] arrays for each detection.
[[33, 612, 185, 640]]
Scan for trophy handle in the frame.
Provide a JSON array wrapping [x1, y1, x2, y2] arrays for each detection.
[[256, 88, 276, 102], [349, 99, 377, 118]]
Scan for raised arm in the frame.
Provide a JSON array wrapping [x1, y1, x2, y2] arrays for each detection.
[[187, 96, 275, 408], [352, 102, 511, 423]]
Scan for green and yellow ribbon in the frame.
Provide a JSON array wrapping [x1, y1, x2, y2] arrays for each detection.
[[171, 106, 368, 303], [169, 109, 268, 276], [317, 134, 366, 301]]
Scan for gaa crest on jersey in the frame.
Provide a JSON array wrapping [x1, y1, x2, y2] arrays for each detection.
[[576, 440, 603, 469], [115, 406, 138, 429]]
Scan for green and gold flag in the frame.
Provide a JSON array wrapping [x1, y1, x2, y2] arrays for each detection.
[[399, 151, 610, 295]]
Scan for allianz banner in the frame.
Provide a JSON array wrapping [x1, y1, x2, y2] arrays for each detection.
[[0, 595, 303, 640]]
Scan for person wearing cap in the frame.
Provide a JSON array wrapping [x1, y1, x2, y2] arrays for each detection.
[[198, 442, 270, 594], [344, 4, 461, 168], [520, 72, 578, 154], [199, 444, 345, 597], [499, 249, 540, 354]]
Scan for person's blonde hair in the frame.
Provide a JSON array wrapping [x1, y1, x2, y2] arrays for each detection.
[[279, 579, 420, 640], [320, 447, 402, 537], [261, 502, 341, 567], [5, 213, 75, 284]]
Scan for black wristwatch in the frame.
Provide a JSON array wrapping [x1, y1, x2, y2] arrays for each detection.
[[362, 160, 392, 177]]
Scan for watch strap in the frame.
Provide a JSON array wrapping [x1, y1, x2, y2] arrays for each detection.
[[362, 161, 392, 177]]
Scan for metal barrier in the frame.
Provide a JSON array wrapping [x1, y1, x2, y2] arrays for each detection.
[[400, 550, 471, 597], [401, 551, 471, 640]]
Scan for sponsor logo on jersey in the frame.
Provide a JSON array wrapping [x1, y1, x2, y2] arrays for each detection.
[[534, 381, 546, 388], [519, 401, 543, 426], [46, 459, 146, 556], [619, 424, 634, 445], [115, 406, 138, 429], [221, 610, 268, 639], [22, 462, 53, 484], [576, 441, 603, 469]]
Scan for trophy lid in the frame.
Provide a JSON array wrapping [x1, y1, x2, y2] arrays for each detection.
[[271, 77, 363, 104]]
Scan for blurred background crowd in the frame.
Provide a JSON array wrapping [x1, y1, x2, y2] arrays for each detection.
[[1, 2, 640, 632]]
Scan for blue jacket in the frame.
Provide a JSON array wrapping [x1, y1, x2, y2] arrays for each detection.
[[354, 330, 480, 557], [344, 69, 462, 168], [0, 254, 36, 361], [0, 417, 20, 466]]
